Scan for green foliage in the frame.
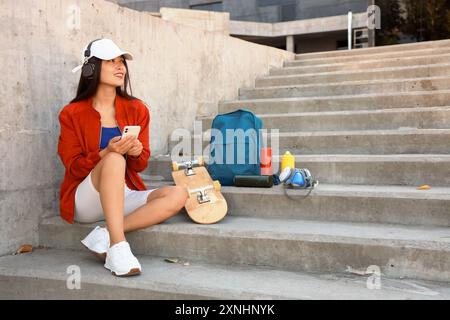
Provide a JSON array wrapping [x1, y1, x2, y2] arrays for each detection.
[[375, 0, 450, 45]]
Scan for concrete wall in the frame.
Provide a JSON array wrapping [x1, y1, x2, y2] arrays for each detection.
[[0, 0, 292, 256], [230, 12, 367, 37], [160, 7, 230, 34]]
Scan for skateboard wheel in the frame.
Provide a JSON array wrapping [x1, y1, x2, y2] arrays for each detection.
[[213, 180, 221, 191], [172, 161, 179, 171], [198, 156, 205, 166]]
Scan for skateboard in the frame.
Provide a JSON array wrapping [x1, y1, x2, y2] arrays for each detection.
[[171, 157, 228, 224]]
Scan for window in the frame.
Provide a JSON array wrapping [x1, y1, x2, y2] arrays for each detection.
[[257, 0, 293, 7], [280, 3, 297, 21], [190, 1, 223, 12], [336, 39, 349, 50]]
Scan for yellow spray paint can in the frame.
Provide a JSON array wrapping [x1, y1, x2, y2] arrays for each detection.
[[280, 151, 295, 172]]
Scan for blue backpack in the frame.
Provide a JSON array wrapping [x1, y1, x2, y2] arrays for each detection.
[[207, 109, 263, 186]]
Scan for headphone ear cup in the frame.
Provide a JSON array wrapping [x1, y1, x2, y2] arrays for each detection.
[[81, 63, 95, 79]]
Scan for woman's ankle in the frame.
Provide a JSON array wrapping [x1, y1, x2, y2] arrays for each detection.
[[109, 236, 126, 248]]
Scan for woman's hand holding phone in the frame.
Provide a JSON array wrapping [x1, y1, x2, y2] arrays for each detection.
[[126, 139, 143, 157], [120, 125, 142, 157], [107, 135, 136, 155]]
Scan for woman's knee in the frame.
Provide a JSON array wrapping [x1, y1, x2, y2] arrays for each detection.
[[102, 151, 126, 162], [91, 152, 126, 191], [100, 152, 126, 171], [146, 186, 188, 210]]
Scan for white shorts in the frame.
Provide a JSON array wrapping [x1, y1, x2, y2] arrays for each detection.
[[74, 171, 156, 224]]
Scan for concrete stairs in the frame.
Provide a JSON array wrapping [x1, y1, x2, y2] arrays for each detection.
[[2, 248, 449, 299], [2, 39, 450, 299]]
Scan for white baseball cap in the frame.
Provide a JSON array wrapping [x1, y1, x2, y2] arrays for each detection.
[[72, 38, 133, 73]]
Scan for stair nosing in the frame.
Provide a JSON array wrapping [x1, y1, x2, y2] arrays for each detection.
[[272, 128, 450, 137], [3, 248, 449, 299], [151, 153, 450, 162], [294, 39, 450, 58], [261, 63, 450, 80], [198, 106, 450, 120], [293, 47, 450, 63], [221, 89, 450, 104], [284, 52, 450, 69], [139, 181, 450, 201], [40, 215, 450, 251], [242, 75, 450, 92]]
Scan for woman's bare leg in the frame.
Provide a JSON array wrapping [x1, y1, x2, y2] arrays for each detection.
[[90, 153, 188, 239], [123, 186, 188, 233], [90, 152, 127, 247]]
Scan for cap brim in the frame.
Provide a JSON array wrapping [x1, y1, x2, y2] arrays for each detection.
[[71, 51, 133, 73], [97, 51, 134, 61], [122, 52, 133, 60]]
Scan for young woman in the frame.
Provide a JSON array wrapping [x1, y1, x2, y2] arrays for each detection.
[[57, 39, 188, 277]]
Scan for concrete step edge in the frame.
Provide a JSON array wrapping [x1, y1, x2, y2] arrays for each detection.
[[179, 128, 450, 139], [149, 153, 450, 163], [139, 180, 450, 201], [262, 63, 450, 81], [293, 47, 450, 64], [40, 215, 450, 252], [241, 75, 450, 92], [220, 90, 450, 105], [273, 128, 450, 137], [2, 248, 449, 299], [286, 52, 450, 68], [196, 106, 450, 121], [294, 39, 450, 59], [279, 56, 450, 74]]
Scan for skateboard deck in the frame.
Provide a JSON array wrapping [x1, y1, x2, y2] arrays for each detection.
[[171, 157, 228, 224]]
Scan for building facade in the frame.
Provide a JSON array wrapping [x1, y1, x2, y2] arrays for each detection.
[[109, 0, 450, 53], [111, 0, 368, 23]]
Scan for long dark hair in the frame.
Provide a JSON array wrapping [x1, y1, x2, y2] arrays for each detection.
[[70, 56, 137, 103]]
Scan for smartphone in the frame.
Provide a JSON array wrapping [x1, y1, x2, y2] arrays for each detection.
[[121, 126, 141, 139]]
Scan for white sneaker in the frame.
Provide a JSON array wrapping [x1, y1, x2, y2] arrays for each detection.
[[80, 226, 110, 262], [104, 241, 142, 277]]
